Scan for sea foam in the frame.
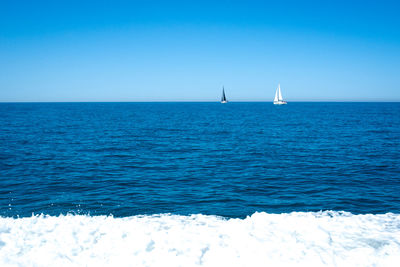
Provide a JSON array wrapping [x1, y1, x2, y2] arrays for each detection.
[[0, 211, 399, 267]]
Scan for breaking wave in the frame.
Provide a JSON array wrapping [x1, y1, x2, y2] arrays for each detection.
[[0, 211, 400, 266]]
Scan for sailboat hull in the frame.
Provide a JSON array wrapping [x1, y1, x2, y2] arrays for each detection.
[[273, 101, 287, 105], [221, 101, 228, 104]]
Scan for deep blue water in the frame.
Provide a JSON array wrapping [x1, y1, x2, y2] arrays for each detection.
[[0, 102, 399, 218]]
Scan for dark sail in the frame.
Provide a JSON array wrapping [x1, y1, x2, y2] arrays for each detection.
[[221, 87, 227, 102]]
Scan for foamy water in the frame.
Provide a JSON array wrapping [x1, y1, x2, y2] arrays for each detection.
[[0, 212, 399, 266]]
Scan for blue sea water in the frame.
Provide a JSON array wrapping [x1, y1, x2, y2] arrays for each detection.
[[0, 102, 399, 218]]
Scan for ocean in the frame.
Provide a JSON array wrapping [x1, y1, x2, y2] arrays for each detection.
[[0, 102, 399, 266]]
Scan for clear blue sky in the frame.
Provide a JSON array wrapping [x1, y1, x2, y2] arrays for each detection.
[[1, 0, 399, 101]]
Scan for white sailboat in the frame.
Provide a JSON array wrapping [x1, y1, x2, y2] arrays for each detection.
[[221, 87, 228, 103], [273, 84, 287, 105]]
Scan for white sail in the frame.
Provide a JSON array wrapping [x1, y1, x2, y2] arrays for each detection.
[[274, 88, 279, 102], [278, 84, 283, 101]]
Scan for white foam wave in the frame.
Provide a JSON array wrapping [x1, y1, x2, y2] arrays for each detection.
[[0, 211, 399, 267]]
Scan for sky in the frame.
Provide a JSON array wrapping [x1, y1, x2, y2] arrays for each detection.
[[0, 0, 399, 102]]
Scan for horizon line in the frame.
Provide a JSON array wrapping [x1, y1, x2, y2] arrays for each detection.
[[1, 100, 400, 103]]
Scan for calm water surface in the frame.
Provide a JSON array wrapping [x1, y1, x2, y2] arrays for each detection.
[[0, 102, 399, 217]]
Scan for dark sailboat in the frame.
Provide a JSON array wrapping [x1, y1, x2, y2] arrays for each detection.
[[221, 87, 228, 104]]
